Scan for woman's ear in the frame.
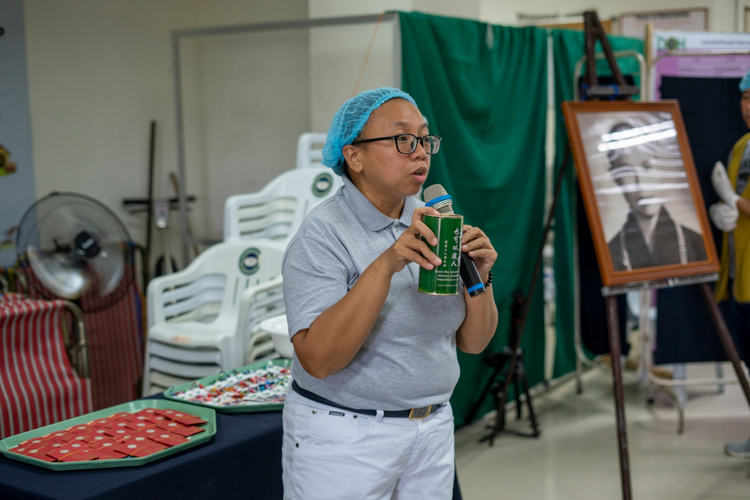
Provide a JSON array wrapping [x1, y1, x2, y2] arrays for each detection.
[[343, 145, 364, 174]]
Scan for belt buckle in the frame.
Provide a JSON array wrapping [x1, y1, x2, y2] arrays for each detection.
[[408, 405, 433, 420]]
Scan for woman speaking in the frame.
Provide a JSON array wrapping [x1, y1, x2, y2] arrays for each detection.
[[281, 87, 498, 499]]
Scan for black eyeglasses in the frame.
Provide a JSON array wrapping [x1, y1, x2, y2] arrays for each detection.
[[351, 134, 442, 155]]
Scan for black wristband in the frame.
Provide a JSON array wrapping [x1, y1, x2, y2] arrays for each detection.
[[484, 269, 493, 288]]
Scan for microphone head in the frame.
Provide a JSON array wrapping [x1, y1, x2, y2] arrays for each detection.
[[424, 184, 454, 214]]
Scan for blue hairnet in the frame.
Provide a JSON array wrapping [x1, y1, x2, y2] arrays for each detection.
[[322, 87, 418, 176], [740, 70, 750, 92]]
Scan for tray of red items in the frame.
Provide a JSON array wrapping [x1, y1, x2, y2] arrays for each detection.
[[0, 400, 216, 471]]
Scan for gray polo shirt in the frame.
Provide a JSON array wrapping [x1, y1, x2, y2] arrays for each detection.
[[282, 175, 466, 410]]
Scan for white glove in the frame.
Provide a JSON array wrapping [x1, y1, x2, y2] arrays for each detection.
[[709, 202, 739, 232], [712, 161, 740, 207]]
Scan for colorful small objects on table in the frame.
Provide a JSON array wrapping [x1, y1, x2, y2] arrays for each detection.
[[7, 408, 207, 463], [169, 364, 291, 408]]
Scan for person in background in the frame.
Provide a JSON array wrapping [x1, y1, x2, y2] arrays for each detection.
[[709, 68, 750, 459], [280, 87, 498, 499]]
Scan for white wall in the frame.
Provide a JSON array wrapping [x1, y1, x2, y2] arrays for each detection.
[[23, 0, 308, 269], [181, 29, 311, 242]]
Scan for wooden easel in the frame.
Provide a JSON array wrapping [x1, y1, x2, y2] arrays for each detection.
[[601, 276, 750, 500], [576, 11, 750, 500]]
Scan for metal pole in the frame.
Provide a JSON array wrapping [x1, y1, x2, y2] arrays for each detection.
[[172, 32, 189, 267], [606, 295, 632, 500], [145, 120, 156, 281]]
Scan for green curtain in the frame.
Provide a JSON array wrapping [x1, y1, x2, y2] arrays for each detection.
[[399, 12, 644, 424], [551, 30, 645, 377], [400, 12, 549, 425]]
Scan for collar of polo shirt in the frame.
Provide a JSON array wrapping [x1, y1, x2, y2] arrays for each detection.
[[341, 175, 419, 232]]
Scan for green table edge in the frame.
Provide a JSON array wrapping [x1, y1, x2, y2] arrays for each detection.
[[0, 399, 216, 471], [162, 358, 292, 413]]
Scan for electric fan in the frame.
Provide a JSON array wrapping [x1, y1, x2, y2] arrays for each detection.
[[15, 192, 134, 312]]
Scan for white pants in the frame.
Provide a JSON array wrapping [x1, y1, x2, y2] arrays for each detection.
[[282, 390, 455, 500]]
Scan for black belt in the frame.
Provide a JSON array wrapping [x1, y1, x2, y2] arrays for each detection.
[[291, 380, 444, 420]]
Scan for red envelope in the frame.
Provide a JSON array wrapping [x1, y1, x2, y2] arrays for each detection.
[[84, 434, 114, 445], [47, 446, 100, 462], [120, 435, 152, 445], [115, 441, 167, 457], [96, 447, 128, 460], [135, 427, 161, 439], [145, 415, 167, 425], [134, 408, 159, 417], [59, 432, 87, 443], [19, 445, 58, 462], [88, 419, 111, 428], [154, 409, 178, 418], [10, 446, 29, 455], [171, 413, 207, 426], [124, 421, 155, 432], [104, 428, 134, 441], [68, 432, 98, 444], [40, 440, 67, 450], [61, 441, 87, 452], [90, 439, 127, 458], [105, 419, 131, 431], [19, 437, 47, 447], [170, 426, 205, 437], [156, 421, 184, 432], [40, 431, 68, 442], [66, 425, 92, 435], [108, 412, 131, 420], [148, 432, 189, 447]]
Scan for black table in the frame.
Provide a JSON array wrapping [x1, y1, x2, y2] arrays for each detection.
[[0, 395, 462, 499]]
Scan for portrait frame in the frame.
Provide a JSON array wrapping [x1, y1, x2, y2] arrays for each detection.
[[562, 100, 720, 287]]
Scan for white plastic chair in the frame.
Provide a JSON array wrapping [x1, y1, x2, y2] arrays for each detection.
[[142, 239, 286, 395], [259, 314, 293, 359], [295, 133, 327, 169], [223, 167, 342, 244]]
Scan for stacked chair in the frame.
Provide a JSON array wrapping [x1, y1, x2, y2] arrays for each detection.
[[142, 240, 286, 395], [295, 133, 327, 170], [223, 166, 342, 243], [143, 136, 340, 395]]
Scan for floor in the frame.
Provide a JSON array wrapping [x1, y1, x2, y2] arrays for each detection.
[[454, 362, 750, 500]]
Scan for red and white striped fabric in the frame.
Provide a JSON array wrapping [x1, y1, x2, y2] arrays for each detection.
[[78, 283, 144, 409], [0, 295, 92, 438], [18, 263, 144, 411]]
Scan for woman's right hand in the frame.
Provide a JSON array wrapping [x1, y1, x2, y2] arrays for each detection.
[[378, 206, 443, 275]]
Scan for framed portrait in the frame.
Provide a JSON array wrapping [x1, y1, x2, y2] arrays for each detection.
[[562, 100, 720, 287]]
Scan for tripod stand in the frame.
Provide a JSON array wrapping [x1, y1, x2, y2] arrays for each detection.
[[464, 290, 541, 438]]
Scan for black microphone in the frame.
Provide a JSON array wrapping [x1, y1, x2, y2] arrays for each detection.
[[423, 185, 486, 297]]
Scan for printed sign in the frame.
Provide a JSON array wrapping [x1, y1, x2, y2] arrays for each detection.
[[651, 30, 750, 100]]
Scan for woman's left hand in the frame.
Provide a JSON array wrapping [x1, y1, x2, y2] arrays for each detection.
[[461, 225, 496, 282]]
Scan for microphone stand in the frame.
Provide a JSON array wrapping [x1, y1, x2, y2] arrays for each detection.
[[465, 145, 571, 444]]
